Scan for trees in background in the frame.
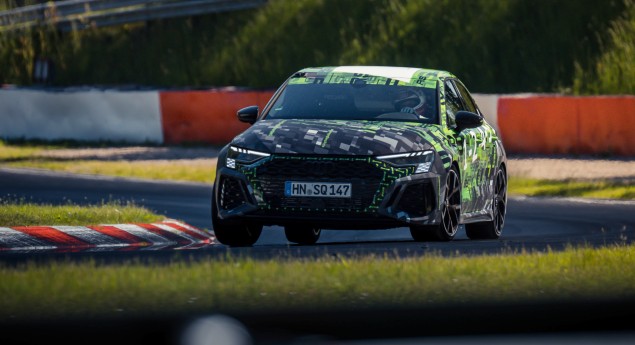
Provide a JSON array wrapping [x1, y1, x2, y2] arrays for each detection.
[[0, 0, 632, 94]]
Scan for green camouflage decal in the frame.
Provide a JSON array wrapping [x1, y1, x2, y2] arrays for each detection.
[[237, 155, 415, 213], [458, 122, 502, 214], [214, 66, 507, 232], [233, 119, 446, 156], [289, 66, 454, 89], [436, 80, 504, 215]]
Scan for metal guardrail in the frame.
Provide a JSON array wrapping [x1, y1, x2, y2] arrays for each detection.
[[0, 0, 267, 32]]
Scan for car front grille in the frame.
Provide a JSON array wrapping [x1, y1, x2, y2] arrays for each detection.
[[254, 157, 383, 213]]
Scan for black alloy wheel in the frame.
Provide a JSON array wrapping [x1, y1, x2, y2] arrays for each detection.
[[465, 166, 507, 240], [410, 166, 461, 241], [284, 226, 321, 245]]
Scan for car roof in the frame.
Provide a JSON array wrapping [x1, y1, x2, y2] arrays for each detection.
[[292, 66, 455, 88]]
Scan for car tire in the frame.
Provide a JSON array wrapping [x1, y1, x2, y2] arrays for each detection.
[[410, 166, 461, 242], [211, 188, 262, 247], [284, 226, 321, 245], [465, 166, 506, 240]]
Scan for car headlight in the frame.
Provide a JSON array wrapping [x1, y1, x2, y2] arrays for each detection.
[[377, 150, 434, 173], [226, 146, 270, 168]]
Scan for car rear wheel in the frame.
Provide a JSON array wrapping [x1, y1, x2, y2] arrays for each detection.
[[211, 188, 262, 247], [285, 226, 321, 245], [465, 167, 506, 240], [410, 166, 461, 242]]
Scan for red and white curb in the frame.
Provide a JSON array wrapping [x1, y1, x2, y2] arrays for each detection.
[[0, 220, 216, 252]]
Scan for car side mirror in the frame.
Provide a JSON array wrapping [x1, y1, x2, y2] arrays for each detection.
[[237, 106, 259, 124], [455, 111, 483, 131]]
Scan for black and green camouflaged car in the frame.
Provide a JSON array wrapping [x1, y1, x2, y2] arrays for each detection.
[[212, 66, 507, 246]]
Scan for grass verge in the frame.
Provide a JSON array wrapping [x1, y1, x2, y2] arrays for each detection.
[[0, 141, 48, 161], [1, 244, 634, 320], [509, 178, 634, 199], [5, 160, 215, 184], [0, 140, 216, 183], [0, 200, 163, 226]]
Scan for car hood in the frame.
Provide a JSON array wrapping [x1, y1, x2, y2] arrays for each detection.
[[230, 119, 445, 156]]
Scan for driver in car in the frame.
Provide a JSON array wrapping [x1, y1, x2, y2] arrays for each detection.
[[393, 88, 429, 120]]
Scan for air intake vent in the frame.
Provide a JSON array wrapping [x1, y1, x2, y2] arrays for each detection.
[[396, 182, 435, 217], [220, 176, 247, 210]]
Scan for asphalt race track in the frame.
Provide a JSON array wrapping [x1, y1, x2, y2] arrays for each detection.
[[1, 167, 634, 260], [2, 167, 635, 344]]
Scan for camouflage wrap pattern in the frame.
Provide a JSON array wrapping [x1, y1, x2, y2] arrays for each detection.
[[232, 119, 453, 157], [290, 66, 454, 89], [437, 80, 505, 216], [236, 155, 416, 213], [215, 66, 507, 227]]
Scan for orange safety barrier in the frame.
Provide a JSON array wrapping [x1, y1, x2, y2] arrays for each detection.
[[159, 90, 275, 145], [498, 96, 635, 155]]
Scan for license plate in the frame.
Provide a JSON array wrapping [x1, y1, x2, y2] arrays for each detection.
[[285, 182, 352, 198]]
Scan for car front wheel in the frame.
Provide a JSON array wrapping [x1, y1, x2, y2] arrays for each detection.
[[211, 188, 262, 247], [410, 166, 461, 242]]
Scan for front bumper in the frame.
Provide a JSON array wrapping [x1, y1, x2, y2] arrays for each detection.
[[214, 155, 445, 230]]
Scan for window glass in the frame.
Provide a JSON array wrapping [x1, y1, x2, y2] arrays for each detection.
[[265, 82, 438, 123], [454, 81, 478, 113], [444, 81, 463, 128]]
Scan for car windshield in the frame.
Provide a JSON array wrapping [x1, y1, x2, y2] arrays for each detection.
[[264, 82, 438, 123]]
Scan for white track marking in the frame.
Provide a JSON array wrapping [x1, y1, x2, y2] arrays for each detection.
[[152, 223, 198, 242], [163, 220, 210, 238], [0, 227, 56, 250], [107, 224, 173, 245], [0, 222, 208, 251], [53, 226, 123, 246]]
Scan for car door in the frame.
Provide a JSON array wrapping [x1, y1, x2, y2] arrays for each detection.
[[452, 79, 496, 215], [443, 79, 485, 215]]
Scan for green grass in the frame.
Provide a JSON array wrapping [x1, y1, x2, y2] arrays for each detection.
[[508, 178, 635, 199], [0, 200, 163, 226], [5, 160, 216, 184], [1, 244, 634, 320], [0, 140, 48, 161], [0, 140, 216, 183]]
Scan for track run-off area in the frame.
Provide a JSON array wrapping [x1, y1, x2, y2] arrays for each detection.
[[1, 167, 633, 261]]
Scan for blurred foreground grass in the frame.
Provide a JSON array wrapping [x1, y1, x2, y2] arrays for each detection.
[[1, 244, 633, 320], [0, 201, 163, 226]]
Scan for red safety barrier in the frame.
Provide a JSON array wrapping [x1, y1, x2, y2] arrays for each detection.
[[498, 96, 635, 155], [159, 90, 274, 145]]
